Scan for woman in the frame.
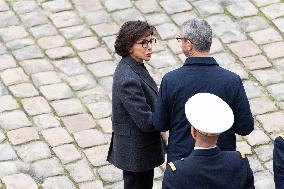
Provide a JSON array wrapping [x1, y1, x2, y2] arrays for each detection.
[[107, 21, 164, 189]]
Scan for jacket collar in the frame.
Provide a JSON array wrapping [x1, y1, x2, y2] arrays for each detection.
[[123, 56, 158, 94], [183, 57, 219, 66], [190, 146, 221, 157]]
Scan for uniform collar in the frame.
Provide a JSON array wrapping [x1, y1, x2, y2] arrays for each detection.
[[190, 146, 221, 157], [122, 55, 158, 94], [183, 57, 219, 66]]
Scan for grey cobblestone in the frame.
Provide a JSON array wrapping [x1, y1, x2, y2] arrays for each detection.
[[62, 113, 96, 133], [249, 28, 282, 45], [13, 45, 44, 61], [2, 173, 38, 189], [15, 141, 52, 162], [42, 0, 73, 13], [74, 129, 107, 148], [20, 11, 48, 28], [80, 10, 111, 26], [0, 95, 19, 113], [0, 11, 19, 28], [66, 74, 97, 91], [238, 16, 269, 33], [9, 83, 39, 98], [52, 58, 86, 76], [160, 0, 192, 14], [0, 110, 31, 131], [29, 24, 58, 38], [60, 25, 92, 40], [40, 83, 73, 101], [226, 0, 259, 18], [0, 160, 30, 178], [0, 144, 17, 161], [20, 59, 54, 75], [33, 114, 60, 130], [71, 37, 99, 51], [0, 26, 28, 42], [41, 127, 73, 147], [53, 144, 82, 164], [6, 38, 35, 51], [65, 159, 94, 182], [42, 176, 76, 189], [31, 158, 64, 179], [51, 98, 85, 116], [252, 69, 283, 86], [50, 11, 82, 28], [12, 1, 39, 14], [112, 8, 145, 24], [193, 0, 223, 17], [32, 71, 62, 87], [22, 96, 52, 115], [73, 0, 102, 12], [240, 55, 272, 70], [8, 127, 39, 145]]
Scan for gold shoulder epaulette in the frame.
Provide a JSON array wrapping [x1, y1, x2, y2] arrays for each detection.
[[168, 162, 176, 172], [279, 133, 284, 140], [238, 151, 246, 159]]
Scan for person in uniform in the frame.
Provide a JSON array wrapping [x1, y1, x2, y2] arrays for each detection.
[[162, 93, 255, 189], [153, 18, 254, 162], [274, 133, 284, 189], [107, 21, 164, 189]]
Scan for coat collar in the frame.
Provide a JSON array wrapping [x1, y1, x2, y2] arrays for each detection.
[[122, 56, 158, 94], [190, 146, 221, 157], [183, 57, 219, 66]]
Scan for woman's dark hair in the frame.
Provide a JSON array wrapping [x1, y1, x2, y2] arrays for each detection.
[[114, 20, 155, 57]]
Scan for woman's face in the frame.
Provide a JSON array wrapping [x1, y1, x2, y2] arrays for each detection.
[[130, 35, 155, 63]]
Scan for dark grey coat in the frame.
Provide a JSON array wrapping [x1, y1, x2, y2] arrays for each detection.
[[107, 56, 164, 172]]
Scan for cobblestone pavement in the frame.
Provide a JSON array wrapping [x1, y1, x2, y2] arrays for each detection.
[[0, 0, 284, 188]]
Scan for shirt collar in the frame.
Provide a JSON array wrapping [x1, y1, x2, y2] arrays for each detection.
[[194, 145, 217, 150], [190, 146, 221, 157], [183, 57, 219, 66]]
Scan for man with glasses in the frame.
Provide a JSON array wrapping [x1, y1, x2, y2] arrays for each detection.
[[153, 18, 254, 163]]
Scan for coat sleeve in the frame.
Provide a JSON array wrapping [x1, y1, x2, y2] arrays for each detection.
[[119, 77, 155, 132], [244, 158, 255, 189], [162, 167, 175, 189], [273, 137, 284, 189], [153, 77, 171, 132], [232, 77, 254, 136]]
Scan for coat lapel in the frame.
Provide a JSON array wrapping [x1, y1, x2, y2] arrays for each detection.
[[123, 56, 158, 94]]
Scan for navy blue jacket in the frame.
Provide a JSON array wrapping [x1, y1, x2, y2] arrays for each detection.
[[162, 147, 255, 189], [153, 57, 254, 162], [274, 135, 284, 189]]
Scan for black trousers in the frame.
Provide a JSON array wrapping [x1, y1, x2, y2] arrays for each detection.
[[123, 169, 154, 189]]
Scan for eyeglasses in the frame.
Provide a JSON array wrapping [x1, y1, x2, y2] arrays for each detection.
[[176, 36, 192, 43], [136, 38, 156, 48]]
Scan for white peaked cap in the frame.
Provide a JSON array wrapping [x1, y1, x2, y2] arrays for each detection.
[[185, 93, 234, 134]]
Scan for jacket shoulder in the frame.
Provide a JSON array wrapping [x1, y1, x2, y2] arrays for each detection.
[[275, 134, 284, 147]]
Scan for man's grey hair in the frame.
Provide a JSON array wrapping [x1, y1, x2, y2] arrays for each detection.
[[182, 18, 212, 52]]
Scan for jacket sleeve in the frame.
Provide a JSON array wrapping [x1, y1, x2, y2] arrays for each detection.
[[273, 137, 284, 189], [232, 77, 254, 136], [162, 167, 175, 189], [119, 77, 155, 132], [153, 77, 171, 132], [245, 158, 255, 189]]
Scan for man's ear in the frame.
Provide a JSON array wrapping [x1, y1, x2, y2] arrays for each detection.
[[129, 47, 133, 54], [186, 41, 193, 52]]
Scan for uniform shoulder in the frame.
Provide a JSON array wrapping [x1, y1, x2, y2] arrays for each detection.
[[167, 158, 187, 172]]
